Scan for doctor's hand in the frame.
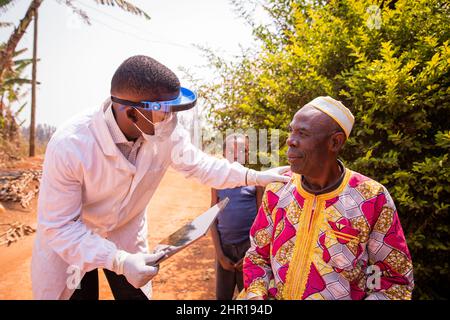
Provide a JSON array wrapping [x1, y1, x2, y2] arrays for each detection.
[[246, 166, 291, 187], [112, 250, 166, 288]]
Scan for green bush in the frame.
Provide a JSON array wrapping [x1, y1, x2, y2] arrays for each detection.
[[202, 0, 449, 299]]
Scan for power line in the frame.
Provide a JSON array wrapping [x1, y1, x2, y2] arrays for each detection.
[[75, 0, 155, 36], [89, 15, 195, 50], [73, 0, 196, 51], [70, 0, 242, 56]]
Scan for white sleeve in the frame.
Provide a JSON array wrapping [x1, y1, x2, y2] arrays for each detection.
[[169, 126, 247, 189], [37, 141, 117, 272]]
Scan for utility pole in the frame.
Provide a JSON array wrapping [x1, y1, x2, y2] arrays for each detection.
[[29, 5, 38, 157]]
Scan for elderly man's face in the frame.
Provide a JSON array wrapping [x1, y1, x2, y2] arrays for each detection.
[[286, 106, 340, 176]]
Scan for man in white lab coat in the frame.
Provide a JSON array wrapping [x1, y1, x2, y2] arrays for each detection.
[[31, 55, 289, 300]]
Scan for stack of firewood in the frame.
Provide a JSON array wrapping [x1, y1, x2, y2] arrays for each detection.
[[0, 170, 42, 208], [0, 222, 36, 246]]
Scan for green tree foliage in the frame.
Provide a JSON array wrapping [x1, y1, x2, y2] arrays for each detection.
[[202, 0, 449, 299]]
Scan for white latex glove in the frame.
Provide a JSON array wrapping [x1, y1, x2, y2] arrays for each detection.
[[246, 166, 291, 186], [112, 250, 166, 289]]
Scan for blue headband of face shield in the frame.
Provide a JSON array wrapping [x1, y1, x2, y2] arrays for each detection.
[[110, 87, 197, 112]]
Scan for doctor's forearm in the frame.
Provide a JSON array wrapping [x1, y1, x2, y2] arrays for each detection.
[[42, 220, 118, 272], [172, 152, 248, 189]]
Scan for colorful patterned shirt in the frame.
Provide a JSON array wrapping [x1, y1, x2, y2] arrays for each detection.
[[242, 168, 414, 300]]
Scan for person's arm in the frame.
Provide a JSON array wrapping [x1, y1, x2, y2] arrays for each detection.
[[242, 188, 277, 300], [210, 189, 235, 272], [234, 186, 265, 271], [169, 126, 289, 189], [256, 186, 264, 209], [210, 188, 219, 207], [365, 188, 414, 300]]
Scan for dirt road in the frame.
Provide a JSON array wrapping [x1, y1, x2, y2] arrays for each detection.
[[0, 165, 216, 300]]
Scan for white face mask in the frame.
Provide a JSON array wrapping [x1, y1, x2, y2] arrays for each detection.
[[133, 108, 175, 141]]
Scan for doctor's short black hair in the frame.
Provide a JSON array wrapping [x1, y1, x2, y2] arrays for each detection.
[[110, 55, 180, 96]]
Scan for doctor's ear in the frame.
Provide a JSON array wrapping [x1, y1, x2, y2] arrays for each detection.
[[125, 107, 138, 123]]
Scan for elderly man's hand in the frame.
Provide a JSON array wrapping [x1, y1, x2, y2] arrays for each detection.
[[246, 166, 290, 186]]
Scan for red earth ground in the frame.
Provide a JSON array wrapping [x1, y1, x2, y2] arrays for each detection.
[[0, 157, 217, 299]]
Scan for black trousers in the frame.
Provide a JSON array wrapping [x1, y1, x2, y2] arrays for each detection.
[[215, 239, 251, 300], [69, 268, 148, 300]]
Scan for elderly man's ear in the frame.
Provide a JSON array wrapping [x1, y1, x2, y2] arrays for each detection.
[[329, 132, 346, 153]]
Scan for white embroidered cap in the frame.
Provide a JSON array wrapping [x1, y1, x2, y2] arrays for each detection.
[[305, 96, 355, 138]]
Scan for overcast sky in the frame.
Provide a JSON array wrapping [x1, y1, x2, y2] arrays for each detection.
[[0, 0, 266, 128]]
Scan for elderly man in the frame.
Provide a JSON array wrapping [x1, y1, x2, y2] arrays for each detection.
[[241, 96, 414, 300]]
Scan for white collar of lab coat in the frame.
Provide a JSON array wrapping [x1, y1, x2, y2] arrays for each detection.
[[89, 97, 124, 158]]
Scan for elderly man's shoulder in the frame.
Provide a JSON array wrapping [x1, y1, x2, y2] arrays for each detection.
[[265, 170, 294, 194], [347, 169, 389, 198]]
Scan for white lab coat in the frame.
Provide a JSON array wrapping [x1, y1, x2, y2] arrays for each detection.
[[31, 99, 247, 299]]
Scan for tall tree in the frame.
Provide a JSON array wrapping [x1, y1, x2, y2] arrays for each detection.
[[0, 47, 34, 161], [0, 0, 43, 86], [29, 3, 38, 156]]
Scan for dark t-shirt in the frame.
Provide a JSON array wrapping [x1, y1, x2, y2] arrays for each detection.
[[216, 186, 258, 245]]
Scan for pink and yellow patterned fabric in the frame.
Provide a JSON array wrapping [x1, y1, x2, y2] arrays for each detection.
[[242, 168, 414, 300]]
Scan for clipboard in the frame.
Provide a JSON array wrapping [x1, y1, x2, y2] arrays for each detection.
[[152, 197, 229, 264]]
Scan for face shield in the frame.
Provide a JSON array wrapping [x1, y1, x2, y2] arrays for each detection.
[[110, 87, 197, 135]]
